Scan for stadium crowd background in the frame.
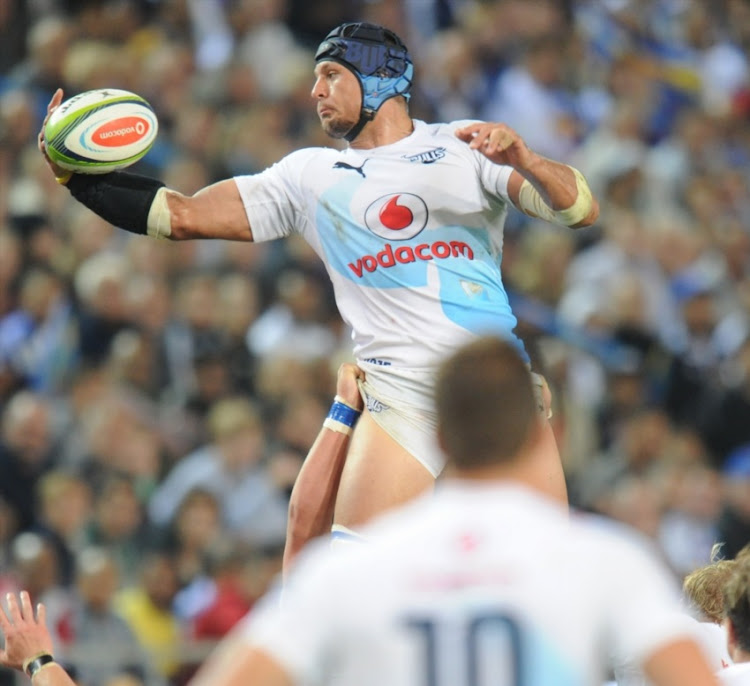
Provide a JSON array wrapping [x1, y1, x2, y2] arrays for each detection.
[[0, 0, 749, 683]]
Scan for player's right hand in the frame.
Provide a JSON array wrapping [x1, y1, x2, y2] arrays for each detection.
[[336, 363, 364, 412], [37, 88, 69, 178], [0, 591, 54, 672], [455, 122, 538, 171]]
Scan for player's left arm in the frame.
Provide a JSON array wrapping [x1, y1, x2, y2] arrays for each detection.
[[455, 122, 599, 229]]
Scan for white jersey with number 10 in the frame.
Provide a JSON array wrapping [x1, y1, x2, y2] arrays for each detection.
[[242, 484, 697, 686]]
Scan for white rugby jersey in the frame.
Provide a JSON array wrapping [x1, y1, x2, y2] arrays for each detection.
[[718, 662, 750, 685], [242, 484, 696, 686], [234, 119, 525, 368]]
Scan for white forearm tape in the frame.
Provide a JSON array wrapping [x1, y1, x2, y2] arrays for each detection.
[[146, 187, 172, 239], [323, 418, 353, 435], [518, 166, 593, 228]]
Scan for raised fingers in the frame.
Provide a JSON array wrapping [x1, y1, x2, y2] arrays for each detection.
[[19, 591, 34, 623], [484, 127, 514, 155], [4, 593, 21, 624], [36, 603, 46, 627], [46, 89, 63, 117], [456, 122, 518, 155], [0, 595, 12, 632], [454, 122, 483, 143], [466, 123, 496, 150]]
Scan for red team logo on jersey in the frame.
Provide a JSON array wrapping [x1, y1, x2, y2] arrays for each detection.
[[348, 192, 475, 278], [364, 193, 427, 240]]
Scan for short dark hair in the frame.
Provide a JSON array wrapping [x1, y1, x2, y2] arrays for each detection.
[[435, 337, 537, 469]]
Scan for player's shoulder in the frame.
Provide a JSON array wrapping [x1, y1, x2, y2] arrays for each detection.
[[719, 661, 750, 684], [418, 118, 482, 131], [416, 118, 483, 139], [277, 145, 343, 168], [411, 119, 493, 167], [568, 509, 667, 565], [251, 145, 349, 188]]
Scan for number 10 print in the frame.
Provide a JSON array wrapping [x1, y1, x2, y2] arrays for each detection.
[[405, 612, 524, 686]]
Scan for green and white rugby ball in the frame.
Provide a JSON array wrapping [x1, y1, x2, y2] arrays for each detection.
[[44, 88, 158, 174]]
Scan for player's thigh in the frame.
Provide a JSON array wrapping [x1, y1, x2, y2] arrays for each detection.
[[333, 410, 434, 529]]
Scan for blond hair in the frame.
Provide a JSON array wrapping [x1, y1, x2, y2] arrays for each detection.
[[684, 558, 737, 624]]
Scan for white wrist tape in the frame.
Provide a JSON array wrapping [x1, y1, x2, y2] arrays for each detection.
[[518, 166, 593, 228], [146, 187, 172, 239], [323, 418, 353, 436]]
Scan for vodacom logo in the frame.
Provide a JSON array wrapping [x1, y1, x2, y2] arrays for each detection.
[[349, 192, 474, 279], [92, 116, 150, 147], [364, 193, 428, 240]]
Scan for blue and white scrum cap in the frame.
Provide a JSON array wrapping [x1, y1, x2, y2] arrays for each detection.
[[315, 22, 414, 141]]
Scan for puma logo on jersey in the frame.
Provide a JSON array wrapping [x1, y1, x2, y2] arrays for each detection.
[[402, 147, 446, 164], [333, 159, 370, 178]]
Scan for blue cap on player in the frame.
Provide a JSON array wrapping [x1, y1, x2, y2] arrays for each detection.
[[315, 22, 414, 141]]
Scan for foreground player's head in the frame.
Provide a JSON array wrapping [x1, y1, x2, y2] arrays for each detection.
[[314, 22, 413, 141], [684, 555, 737, 624], [436, 337, 539, 471]]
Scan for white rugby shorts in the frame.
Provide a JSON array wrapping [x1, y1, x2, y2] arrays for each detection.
[[357, 361, 551, 478]]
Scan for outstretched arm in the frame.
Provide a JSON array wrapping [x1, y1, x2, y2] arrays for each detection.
[[39, 89, 253, 242], [282, 363, 365, 576], [455, 122, 599, 229], [0, 591, 75, 686]]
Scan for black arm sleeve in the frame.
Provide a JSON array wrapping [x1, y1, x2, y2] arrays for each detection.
[[66, 172, 166, 235]]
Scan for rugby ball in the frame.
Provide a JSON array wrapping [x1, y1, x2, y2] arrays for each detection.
[[44, 88, 158, 174]]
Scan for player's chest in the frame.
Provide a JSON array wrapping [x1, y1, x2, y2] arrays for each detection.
[[307, 147, 484, 224]]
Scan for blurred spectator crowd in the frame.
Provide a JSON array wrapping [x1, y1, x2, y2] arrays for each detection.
[[0, 0, 749, 683]]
